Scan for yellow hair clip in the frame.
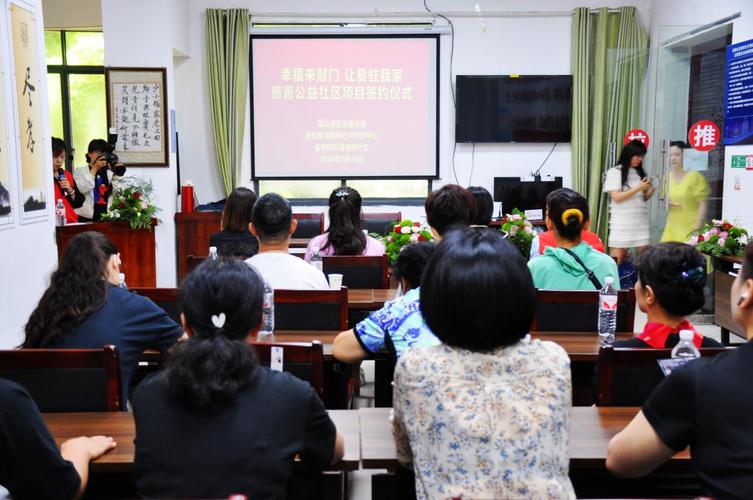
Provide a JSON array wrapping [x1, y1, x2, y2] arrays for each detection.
[[561, 208, 583, 225]]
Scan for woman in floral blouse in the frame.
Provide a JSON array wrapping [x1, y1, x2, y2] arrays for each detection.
[[392, 227, 575, 499]]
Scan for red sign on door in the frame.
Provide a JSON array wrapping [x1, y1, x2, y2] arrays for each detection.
[[624, 129, 650, 147], [688, 120, 720, 152]]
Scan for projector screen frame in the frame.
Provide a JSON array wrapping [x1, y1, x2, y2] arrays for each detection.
[[249, 33, 441, 180]]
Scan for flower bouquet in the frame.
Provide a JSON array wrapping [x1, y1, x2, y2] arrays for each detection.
[[382, 219, 434, 264], [100, 177, 160, 230], [500, 209, 535, 258], [689, 219, 748, 258]]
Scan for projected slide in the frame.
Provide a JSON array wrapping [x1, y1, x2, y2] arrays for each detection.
[[251, 36, 438, 178]]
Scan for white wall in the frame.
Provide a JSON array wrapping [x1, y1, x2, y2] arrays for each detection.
[[645, 0, 753, 228], [0, 0, 58, 348], [101, 0, 178, 287], [174, 0, 651, 213]]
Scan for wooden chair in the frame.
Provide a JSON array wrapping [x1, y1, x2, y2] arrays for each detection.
[[531, 288, 636, 333], [274, 288, 349, 330], [130, 287, 180, 323], [595, 345, 734, 406], [251, 340, 326, 399], [186, 255, 206, 274], [362, 212, 401, 235], [0, 346, 124, 412], [292, 213, 325, 239], [323, 255, 390, 289]]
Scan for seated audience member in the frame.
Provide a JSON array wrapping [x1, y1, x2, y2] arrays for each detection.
[[208, 187, 259, 258], [0, 378, 116, 500], [305, 187, 385, 261], [606, 242, 753, 497], [246, 193, 329, 289], [530, 190, 605, 259], [424, 184, 476, 240], [468, 186, 494, 227], [73, 139, 126, 222], [133, 259, 343, 498], [22, 231, 183, 401], [528, 188, 619, 290], [51, 137, 85, 223], [393, 229, 575, 499], [333, 242, 438, 363], [614, 242, 721, 348]]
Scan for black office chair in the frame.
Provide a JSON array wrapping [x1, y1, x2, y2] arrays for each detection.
[[362, 212, 401, 236], [292, 213, 325, 238], [322, 255, 389, 289], [532, 289, 636, 333], [274, 288, 349, 330]]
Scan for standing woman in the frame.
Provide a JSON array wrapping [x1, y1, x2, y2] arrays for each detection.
[[51, 137, 84, 223], [208, 187, 259, 258], [304, 187, 385, 261], [660, 141, 710, 242], [603, 139, 655, 263]]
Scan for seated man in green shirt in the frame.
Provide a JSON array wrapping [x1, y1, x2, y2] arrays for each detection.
[[528, 188, 620, 290]]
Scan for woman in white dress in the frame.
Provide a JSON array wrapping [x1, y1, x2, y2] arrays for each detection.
[[603, 139, 656, 263]]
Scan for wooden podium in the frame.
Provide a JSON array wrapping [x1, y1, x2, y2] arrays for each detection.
[[55, 220, 157, 287]]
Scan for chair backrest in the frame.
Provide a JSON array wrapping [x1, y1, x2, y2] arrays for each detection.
[[0, 346, 124, 412], [532, 289, 636, 333], [186, 255, 206, 274], [251, 341, 325, 399], [595, 345, 734, 406], [274, 288, 349, 330], [362, 212, 401, 235], [130, 287, 180, 323], [292, 213, 325, 238], [322, 255, 389, 289]]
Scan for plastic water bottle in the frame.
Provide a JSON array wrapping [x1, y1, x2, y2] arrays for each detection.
[[310, 245, 323, 272], [55, 199, 66, 226], [208, 246, 218, 260], [118, 273, 127, 289], [671, 330, 701, 360], [259, 281, 275, 336], [598, 276, 618, 347]]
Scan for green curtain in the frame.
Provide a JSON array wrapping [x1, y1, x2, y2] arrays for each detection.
[[571, 6, 648, 243], [206, 9, 249, 196]]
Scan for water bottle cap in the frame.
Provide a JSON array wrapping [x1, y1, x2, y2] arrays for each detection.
[[679, 329, 694, 341], [604, 276, 614, 285], [209, 246, 217, 253], [118, 273, 125, 283]]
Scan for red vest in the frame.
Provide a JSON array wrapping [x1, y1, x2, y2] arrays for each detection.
[[53, 170, 79, 223], [539, 230, 605, 254]]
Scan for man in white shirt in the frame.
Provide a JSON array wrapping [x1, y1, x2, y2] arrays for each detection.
[[246, 193, 330, 290]]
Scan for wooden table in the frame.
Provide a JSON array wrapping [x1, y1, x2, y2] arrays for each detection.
[[533, 332, 633, 362], [347, 289, 397, 311], [44, 409, 361, 472], [358, 406, 690, 469]]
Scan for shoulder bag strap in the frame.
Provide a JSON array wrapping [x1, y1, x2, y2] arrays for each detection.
[[562, 248, 602, 290]]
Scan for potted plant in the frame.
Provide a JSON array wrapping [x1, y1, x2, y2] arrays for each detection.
[[689, 219, 749, 258], [500, 209, 535, 258], [381, 219, 434, 265], [101, 177, 160, 230]]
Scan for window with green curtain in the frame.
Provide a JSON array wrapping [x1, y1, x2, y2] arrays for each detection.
[[45, 30, 106, 169]]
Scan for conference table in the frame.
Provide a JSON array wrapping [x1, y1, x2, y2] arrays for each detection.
[[43, 410, 361, 472]]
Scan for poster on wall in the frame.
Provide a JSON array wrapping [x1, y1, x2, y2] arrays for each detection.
[[10, 2, 46, 221], [105, 67, 169, 166], [724, 38, 753, 146], [0, 52, 13, 227]]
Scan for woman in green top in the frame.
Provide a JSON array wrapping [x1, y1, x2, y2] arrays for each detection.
[[528, 188, 620, 290]]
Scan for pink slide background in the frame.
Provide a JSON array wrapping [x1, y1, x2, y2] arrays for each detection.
[[252, 37, 437, 177]]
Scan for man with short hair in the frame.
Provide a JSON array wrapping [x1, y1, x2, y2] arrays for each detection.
[[424, 184, 476, 240], [246, 193, 329, 290]]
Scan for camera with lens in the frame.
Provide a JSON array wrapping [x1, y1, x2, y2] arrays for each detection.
[[104, 130, 119, 169]]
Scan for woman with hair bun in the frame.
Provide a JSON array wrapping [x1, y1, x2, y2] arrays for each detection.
[[132, 258, 343, 498], [304, 187, 385, 261], [528, 188, 619, 290]]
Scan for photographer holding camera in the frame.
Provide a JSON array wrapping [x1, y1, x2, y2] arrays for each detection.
[[74, 138, 126, 222]]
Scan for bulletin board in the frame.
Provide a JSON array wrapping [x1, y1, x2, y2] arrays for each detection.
[[105, 67, 168, 166]]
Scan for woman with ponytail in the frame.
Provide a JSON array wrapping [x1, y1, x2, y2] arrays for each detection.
[[304, 187, 385, 261], [132, 258, 343, 498], [528, 188, 620, 290]]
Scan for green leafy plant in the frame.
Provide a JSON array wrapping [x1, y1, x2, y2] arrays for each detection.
[[689, 219, 748, 257], [101, 177, 159, 230], [500, 209, 535, 258], [381, 219, 434, 264]]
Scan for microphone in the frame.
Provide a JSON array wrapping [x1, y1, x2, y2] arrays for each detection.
[[57, 168, 66, 181]]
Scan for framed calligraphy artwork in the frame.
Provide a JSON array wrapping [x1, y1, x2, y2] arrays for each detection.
[[0, 23, 14, 228], [105, 67, 168, 166], [10, 1, 46, 221]]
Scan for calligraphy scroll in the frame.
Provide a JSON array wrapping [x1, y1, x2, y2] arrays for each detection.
[[10, 2, 46, 220], [105, 67, 168, 166], [0, 30, 12, 227]]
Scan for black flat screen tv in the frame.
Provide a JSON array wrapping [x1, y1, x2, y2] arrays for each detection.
[[455, 75, 572, 143]]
